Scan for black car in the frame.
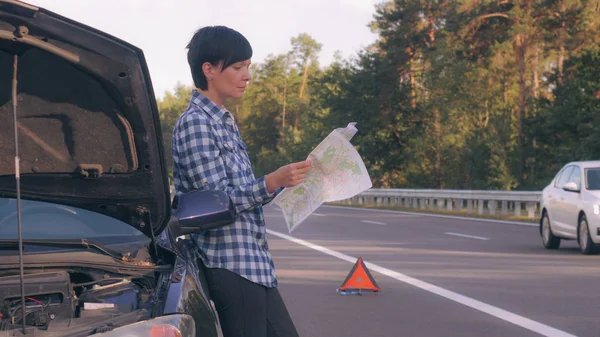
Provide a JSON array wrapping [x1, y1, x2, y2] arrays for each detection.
[[0, 1, 233, 336]]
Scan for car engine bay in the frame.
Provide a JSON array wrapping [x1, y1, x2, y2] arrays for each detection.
[[0, 270, 155, 336]]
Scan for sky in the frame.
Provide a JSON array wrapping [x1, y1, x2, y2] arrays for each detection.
[[25, 0, 382, 99]]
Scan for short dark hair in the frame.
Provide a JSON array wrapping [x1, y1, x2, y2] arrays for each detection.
[[186, 26, 253, 90]]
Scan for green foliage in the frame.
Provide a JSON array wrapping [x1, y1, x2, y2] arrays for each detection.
[[156, 2, 600, 190], [529, 48, 600, 187]]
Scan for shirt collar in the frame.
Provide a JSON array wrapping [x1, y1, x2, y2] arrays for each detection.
[[190, 90, 231, 122]]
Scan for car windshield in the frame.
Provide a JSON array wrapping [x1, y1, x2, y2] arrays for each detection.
[[0, 198, 147, 241], [586, 168, 600, 190]]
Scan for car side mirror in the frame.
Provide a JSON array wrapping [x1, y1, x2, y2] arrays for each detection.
[[563, 182, 580, 192], [169, 190, 236, 236]]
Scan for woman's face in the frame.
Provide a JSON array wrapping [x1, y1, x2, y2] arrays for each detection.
[[210, 59, 251, 102]]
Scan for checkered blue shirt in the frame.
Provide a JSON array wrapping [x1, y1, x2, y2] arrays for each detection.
[[172, 90, 278, 287]]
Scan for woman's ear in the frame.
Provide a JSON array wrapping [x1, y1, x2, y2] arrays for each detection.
[[202, 62, 214, 81]]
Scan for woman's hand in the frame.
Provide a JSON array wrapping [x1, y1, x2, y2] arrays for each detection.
[[266, 160, 312, 193]]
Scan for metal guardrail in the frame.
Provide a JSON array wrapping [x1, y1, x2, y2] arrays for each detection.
[[333, 189, 542, 219], [172, 185, 543, 219]]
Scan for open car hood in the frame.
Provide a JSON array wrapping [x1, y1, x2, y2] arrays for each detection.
[[0, 0, 171, 237]]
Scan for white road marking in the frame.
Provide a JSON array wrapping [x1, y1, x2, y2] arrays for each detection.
[[312, 213, 326, 217], [322, 205, 538, 227], [266, 229, 576, 337], [360, 220, 387, 225], [445, 232, 490, 241]]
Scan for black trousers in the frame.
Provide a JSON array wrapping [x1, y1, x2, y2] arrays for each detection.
[[203, 265, 299, 337]]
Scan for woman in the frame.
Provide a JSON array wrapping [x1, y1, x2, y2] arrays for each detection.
[[172, 25, 310, 337]]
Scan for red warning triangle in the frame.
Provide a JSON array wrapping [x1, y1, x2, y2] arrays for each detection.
[[339, 257, 380, 293]]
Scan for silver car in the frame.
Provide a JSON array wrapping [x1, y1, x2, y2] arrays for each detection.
[[540, 161, 600, 254]]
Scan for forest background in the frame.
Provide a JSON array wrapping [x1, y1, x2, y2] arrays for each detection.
[[158, 0, 600, 191]]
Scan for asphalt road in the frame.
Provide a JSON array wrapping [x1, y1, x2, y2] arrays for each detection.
[[263, 205, 600, 337]]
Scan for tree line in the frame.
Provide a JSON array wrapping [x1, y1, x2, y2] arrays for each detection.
[[158, 0, 600, 191]]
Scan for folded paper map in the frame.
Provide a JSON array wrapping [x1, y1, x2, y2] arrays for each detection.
[[271, 122, 372, 232]]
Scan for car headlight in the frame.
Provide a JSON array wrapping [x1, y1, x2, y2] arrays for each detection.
[[594, 204, 600, 215], [96, 314, 195, 337]]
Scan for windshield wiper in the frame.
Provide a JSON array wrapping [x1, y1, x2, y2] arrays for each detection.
[[0, 238, 125, 261]]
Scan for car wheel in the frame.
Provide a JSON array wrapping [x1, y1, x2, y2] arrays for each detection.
[[541, 212, 560, 249], [578, 214, 598, 255]]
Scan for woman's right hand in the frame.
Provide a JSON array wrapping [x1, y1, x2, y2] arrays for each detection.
[[266, 160, 312, 193]]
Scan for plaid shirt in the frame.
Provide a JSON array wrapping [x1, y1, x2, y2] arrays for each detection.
[[172, 90, 278, 287]]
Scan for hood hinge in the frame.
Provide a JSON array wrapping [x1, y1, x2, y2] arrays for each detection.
[[134, 206, 151, 229], [134, 206, 159, 261]]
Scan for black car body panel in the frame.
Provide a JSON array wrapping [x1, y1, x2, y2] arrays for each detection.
[[156, 229, 221, 335], [0, 0, 170, 237], [0, 1, 234, 336]]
